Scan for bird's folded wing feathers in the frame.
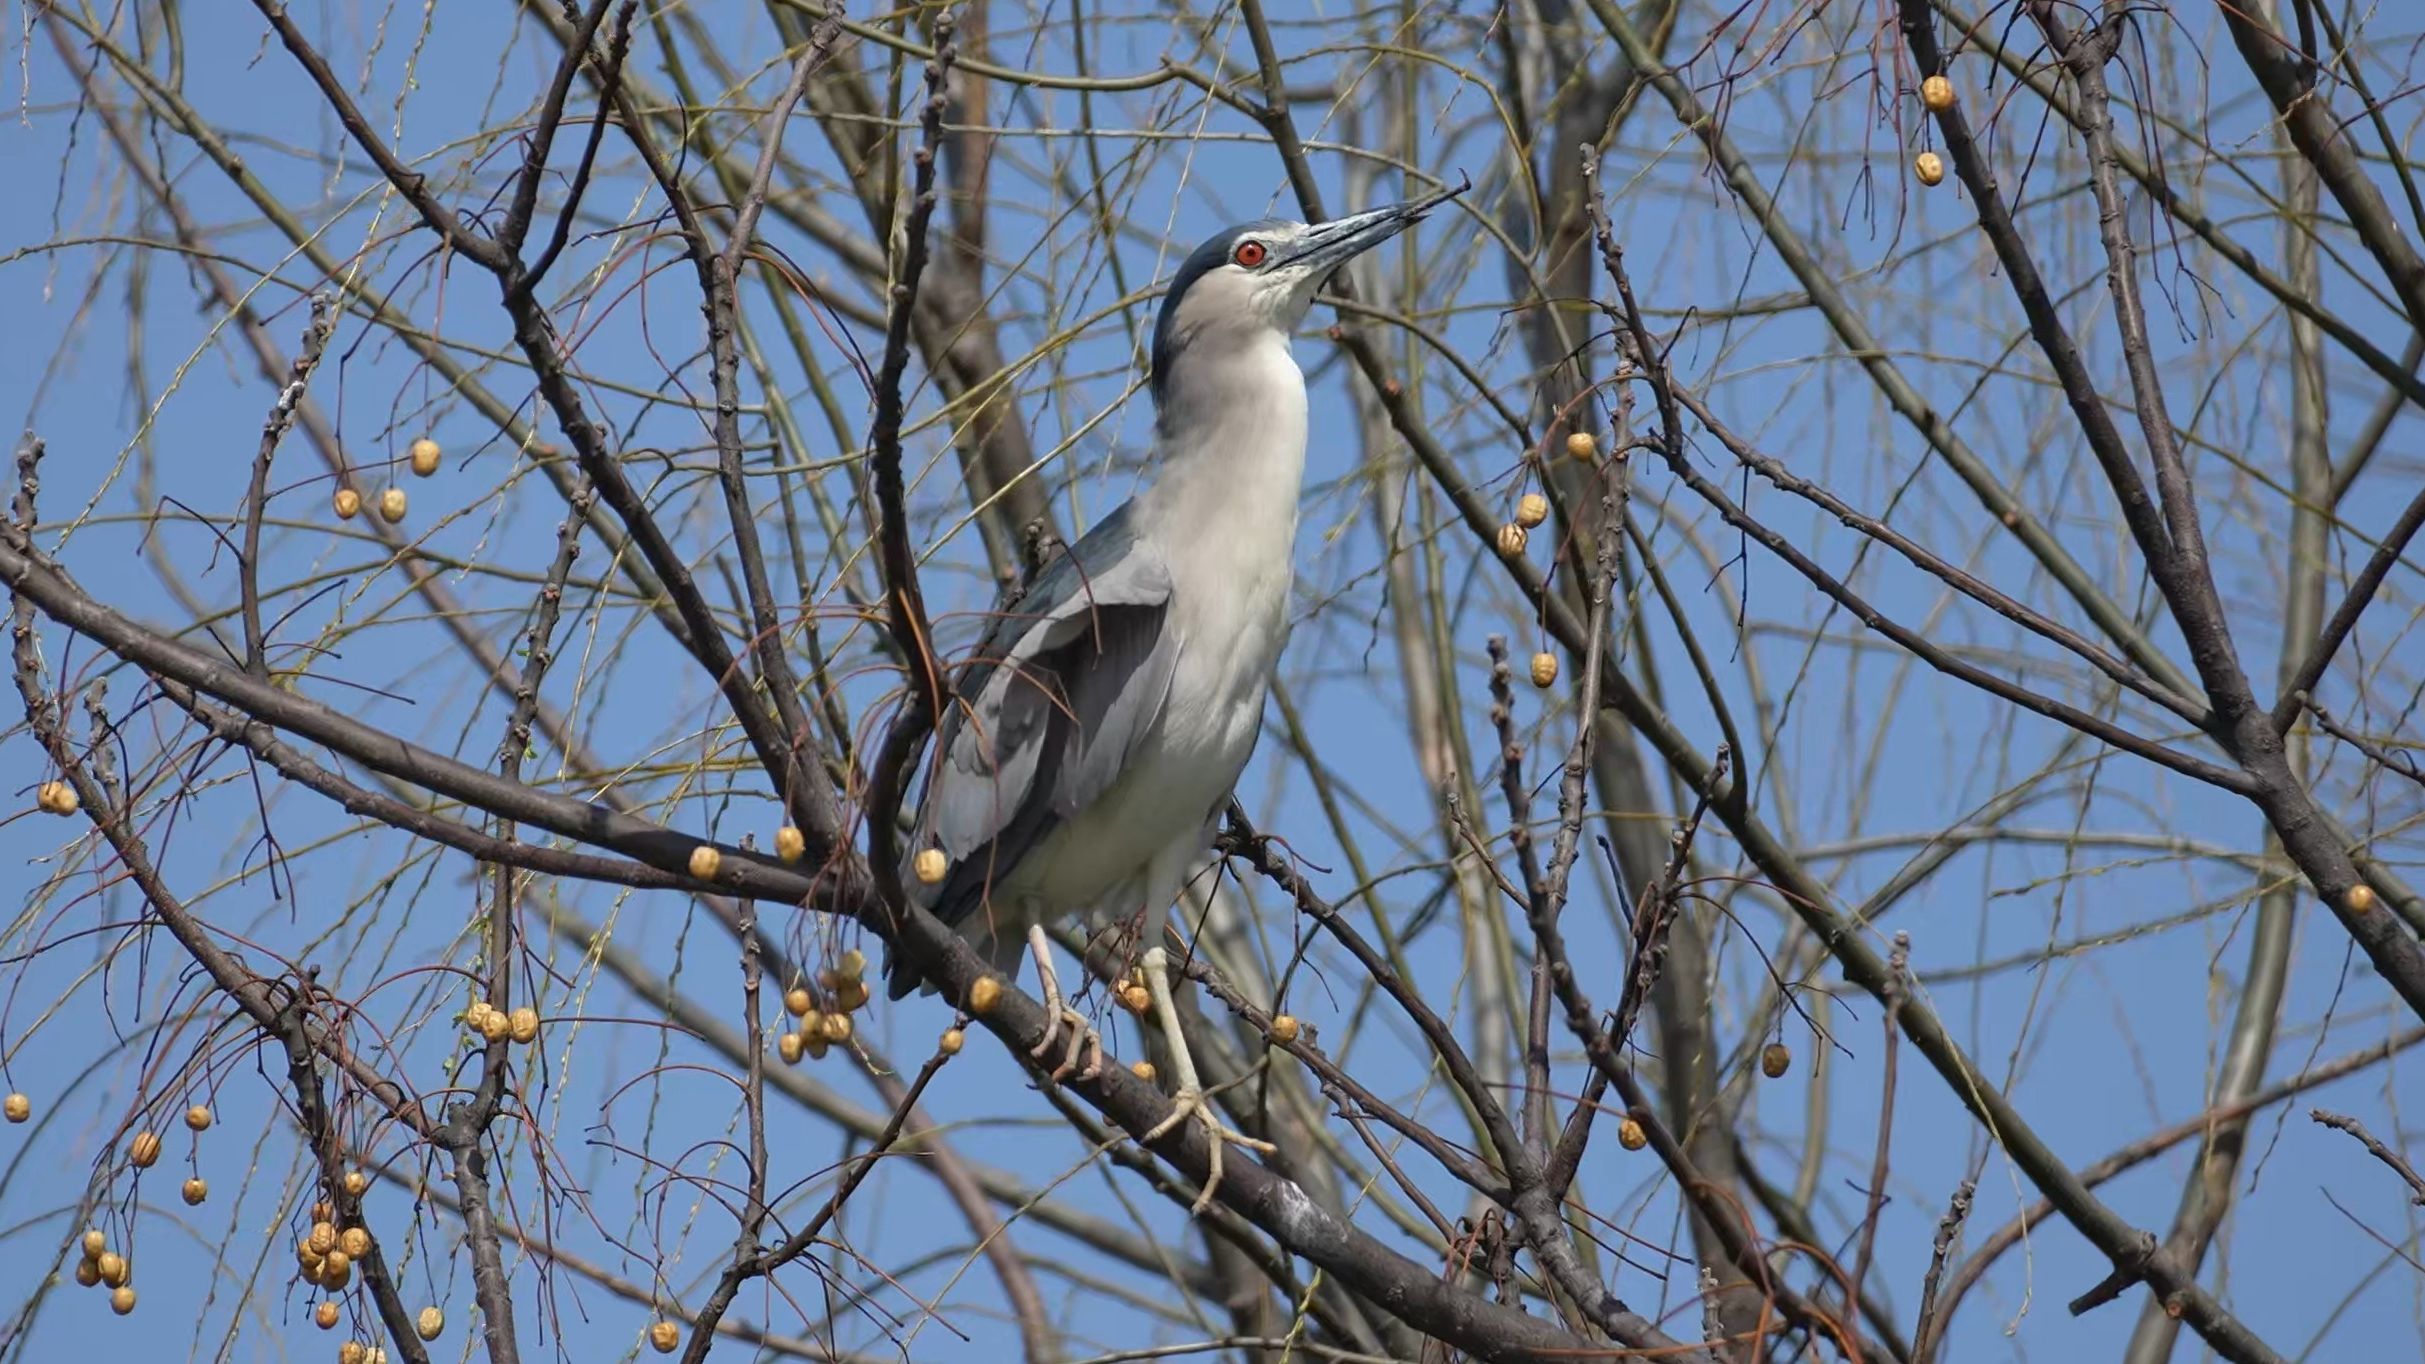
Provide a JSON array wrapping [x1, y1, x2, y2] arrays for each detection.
[[911, 503, 1179, 928]]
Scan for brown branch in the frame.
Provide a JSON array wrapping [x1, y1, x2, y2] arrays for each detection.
[[2311, 1109, 2425, 1206]]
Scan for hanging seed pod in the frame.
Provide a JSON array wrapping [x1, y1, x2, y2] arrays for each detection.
[[967, 976, 1001, 1015], [82, 1230, 107, 1260], [96, 1251, 128, 1287], [74, 1258, 101, 1288], [128, 1131, 162, 1168], [507, 1007, 539, 1045], [181, 1178, 209, 1206], [939, 1028, 965, 1056], [377, 487, 408, 524], [1529, 652, 1559, 688], [333, 488, 362, 520], [1920, 74, 1955, 111], [1495, 523, 1529, 556], [338, 1227, 370, 1260], [1130, 1061, 1157, 1083], [913, 848, 948, 885], [408, 438, 442, 477], [1760, 1042, 1793, 1078], [315, 1301, 342, 1330], [774, 826, 806, 863], [1565, 431, 1598, 460], [1618, 1116, 1648, 1150], [649, 1320, 681, 1354], [777, 1032, 805, 1065], [35, 781, 76, 815], [184, 1105, 213, 1132], [4, 1093, 29, 1123], [1914, 152, 1946, 187], [342, 1170, 369, 1197], [687, 845, 722, 880], [1268, 1015, 1301, 1045], [1515, 493, 1549, 528], [110, 1286, 136, 1316], [416, 1306, 444, 1340]]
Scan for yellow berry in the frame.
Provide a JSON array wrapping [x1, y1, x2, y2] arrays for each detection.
[[127, 1131, 161, 1168], [338, 1227, 370, 1259], [913, 848, 948, 885], [1565, 431, 1597, 460], [73, 1257, 100, 1287], [507, 1007, 539, 1045], [649, 1319, 681, 1353], [1118, 984, 1151, 1016], [377, 487, 408, 525], [1618, 1116, 1648, 1150], [1921, 74, 1955, 111], [833, 978, 870, 1013], [311, 1200, 334, 1224], [1269, 1014, 1300, 1045], [837, 949, 866, 979], [416, 1305, 444, 1340], [96, 1251, 127, 1286], [333, 488, 361, 520], [1761, 1042, 1792, 1078], [819, 1012, 852, 1044], [803, 1034, 829, 1061], [1495, 523, 1528, 556], [339, 1344, 367, 1364], [408, 437, 442, 477], [1529, 652, 1559, 688], [81, 1230, 106, 1260], [35, 780, 77, 815], [306, 1222, 337, 1256], [968, 975, 1001, 1015], [181, 1177, 208, 1206], [774, 825, 806, 863], [109, 1285, 135, 1316], [1130, 1060, 1156, 1083], [1914, 151, 1946, 187], [2348, 884, 2380, 913], [688, 845, 723, 880], [799, 1009, 825, 1042], [777, 1032, 805, 1065], [342, 1169, 369, 1197], [939, 1028, 965, 1056], [321, 1248, 351, 1279], [784, 987, 813, 1017], [477, 1007, 509, 1044], [315, 1300, 341, 1330], [184, 1104, 212, 1132], [4, 1093, 29, 1122], [1515, 493, 1549, 528]]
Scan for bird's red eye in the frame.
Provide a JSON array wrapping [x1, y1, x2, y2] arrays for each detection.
[[1232, 240, 1268, 268]]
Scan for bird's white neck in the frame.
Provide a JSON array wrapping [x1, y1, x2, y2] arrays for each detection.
[[1139, 331, 1309, 546]]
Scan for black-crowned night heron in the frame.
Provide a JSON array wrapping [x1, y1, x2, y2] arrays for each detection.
[[887, 181, 1464, 1205]]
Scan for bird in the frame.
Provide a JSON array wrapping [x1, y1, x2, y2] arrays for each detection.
[[886, 180, 1465, 1207]]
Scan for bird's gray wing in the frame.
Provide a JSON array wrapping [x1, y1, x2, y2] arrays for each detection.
[[887, 503, 1178, 996]]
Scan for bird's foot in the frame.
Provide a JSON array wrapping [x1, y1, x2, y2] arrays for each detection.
[[1135, 945, 1274, 1215], [1141, 1083, 1276, 1216], [1031, 1005, 1105, 1083], [1025, 924, 1105, 1084]]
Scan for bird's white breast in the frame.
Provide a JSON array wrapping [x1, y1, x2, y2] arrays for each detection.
[[998, 335, 1309, 924]]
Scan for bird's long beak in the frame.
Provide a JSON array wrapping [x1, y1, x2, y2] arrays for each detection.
[[1282, 172, 1470, 276]]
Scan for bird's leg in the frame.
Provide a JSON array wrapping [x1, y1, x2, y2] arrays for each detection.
[[1136, 946, 1274, 1215], [1025, 925, 1102, 1083]]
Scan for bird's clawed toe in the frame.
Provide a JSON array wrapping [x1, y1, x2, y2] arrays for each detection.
[[1031, 1006, 1104, 1083], [1142, 1086, 1276, 1216]]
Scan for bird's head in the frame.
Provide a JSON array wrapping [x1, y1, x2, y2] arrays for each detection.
[[1149, 178, 1467, 408]]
